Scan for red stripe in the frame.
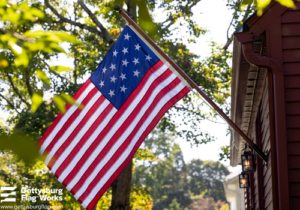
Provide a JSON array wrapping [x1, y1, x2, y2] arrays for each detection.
[[77, 77, 182, 202], [86, 86, 190, 210], [37, 79, 91, 149], [70, 69, 173, 195], [42, 87, 98, 156], [57, 60, 164, 183], [54, 103, 114, 177], [47, 95, 106, 169]]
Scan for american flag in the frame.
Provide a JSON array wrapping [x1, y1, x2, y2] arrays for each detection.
[[38, 25, 190, 209]]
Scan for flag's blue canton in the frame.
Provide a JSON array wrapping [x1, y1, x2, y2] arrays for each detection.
[[90, 26, 159, 109]]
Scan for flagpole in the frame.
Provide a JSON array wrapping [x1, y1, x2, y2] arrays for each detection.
[[114, 6, 268, 163]]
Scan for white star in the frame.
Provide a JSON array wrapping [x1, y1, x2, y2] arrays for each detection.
[[122, 47, 128, 54], [124, 33, 131, 40], [120, 73, 127, 80], [133, 58, 139, 65], [145, 55, 152, 61], [109, 64, 116, 71], [120, 85, 127, 93], [122, 59, 129, 67], [99, 81, 104, 87], [110, 75, 117, 83], [102, 67, 107, 73], [113, 50, 119, 57], [133, 70, 140, 77], [108, 90, 115, 97], [135, 43, 141, 51]]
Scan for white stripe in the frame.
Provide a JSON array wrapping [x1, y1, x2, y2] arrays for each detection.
[[82, 82, 186, 207], [74, 73, 177, 199], [44, 90, 102, 165], [57, 108, 117, 183], [39, 83, 94, 155], [129, 25, 192, 90], [51, 99, 111, 174], [63, 64, 168, 188]]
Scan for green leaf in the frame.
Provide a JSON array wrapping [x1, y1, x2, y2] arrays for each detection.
[[242, 0, 253, 4], [0, 52, 8, 68], [0, 132, 41, 166], [0, 0, 7, 7], [53, 95, 66, 113], [31, 90, 43, 113], [36, 70, 51, 85], [29, 8, 45, 19], [23, 41, 45, 51], [14, 51, 29, 67], [241, 0, 253, 10], [61, 92, 84, 109], [276, 0, 296, 8], [54, 32, 79, 44], [50, 65, 71, 72], [257, 0, 271, 16], [48, 42, 65, 53], [23, 30, 49, 38]]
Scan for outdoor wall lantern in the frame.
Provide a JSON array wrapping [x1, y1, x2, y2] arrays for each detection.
[[241, 143, 256, 173], [239, 172, 249, 188]]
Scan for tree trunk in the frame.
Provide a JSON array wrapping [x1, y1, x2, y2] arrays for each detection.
[[109, 3, 136, 209], [109, 160, 132, 210]]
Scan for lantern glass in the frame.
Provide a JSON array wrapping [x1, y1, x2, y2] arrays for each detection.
[[239, 173, 249, 188], [241, 151, 255, 172]]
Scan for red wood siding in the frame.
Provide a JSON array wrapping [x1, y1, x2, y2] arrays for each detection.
[[260, 79, 273, 210], [281, 9, 300, 209]]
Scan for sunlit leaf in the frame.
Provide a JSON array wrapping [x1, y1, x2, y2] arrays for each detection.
[[29, 8, 45, 18], [48, 43, 65, 53], [53, 95, 66, 113], [257, 0, 271, 16], [14, 51, 29, 67], [0, 0, 7, 7], [54, 32, 79, 44], [31, 90, 43, 113], [36, 70, 51, 85], [61, 92, 84, 109], [0, 52, 8, 68], [23, 30, 49, 37], [5, 7, 21, 24], [50, 65, 71, 72], [23, 41, 45, 51], [276, 0, 296, 8]]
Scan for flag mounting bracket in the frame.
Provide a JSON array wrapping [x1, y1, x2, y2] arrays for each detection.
[[113, 4, 268, 164]]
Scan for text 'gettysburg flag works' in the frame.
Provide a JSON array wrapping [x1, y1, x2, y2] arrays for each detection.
[[38, 25, 190, 209]]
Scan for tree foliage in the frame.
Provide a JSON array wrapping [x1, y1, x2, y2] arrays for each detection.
[[132, 132, 230, 210]]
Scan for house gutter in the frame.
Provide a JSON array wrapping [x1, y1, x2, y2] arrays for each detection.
[[235, 31, 290, 210]]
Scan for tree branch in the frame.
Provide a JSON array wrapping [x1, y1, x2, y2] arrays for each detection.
[[223, 34, 233, 51], [0, 93, 20, 114], [125, 0, 137, 22], [44, 0, 104, 38], [77, 0, 114, 45], [223, 2, 253, 51], [6, 73, 30, 107], [25, 68, 33, 97]]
